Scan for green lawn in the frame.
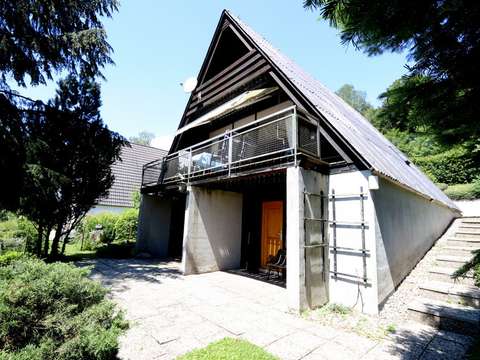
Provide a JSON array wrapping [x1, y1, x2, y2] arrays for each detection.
[[176, 338, 278, 360], [63, 240, 135, 261]]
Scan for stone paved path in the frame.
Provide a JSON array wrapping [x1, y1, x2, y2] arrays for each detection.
[[80, 259, 473, 359]]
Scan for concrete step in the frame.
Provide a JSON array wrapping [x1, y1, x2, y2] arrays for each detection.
[[419, 281, 480, 308], [460, 223, 480, 229], [462, 217, 480, 225], [455, 230, 480, 239], [440, 245, 480, 257], [436, 254, 472, 268], [408, 297, 480, 335], [429, 266, 474, 285], [447, 237, 480, 247]]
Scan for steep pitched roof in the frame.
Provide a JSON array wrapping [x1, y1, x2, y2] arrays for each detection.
[[98, 143, 167, 208], [225, 10, 457, 210]]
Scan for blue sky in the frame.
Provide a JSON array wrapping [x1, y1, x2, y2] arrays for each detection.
[[14, 1, 408, 149]]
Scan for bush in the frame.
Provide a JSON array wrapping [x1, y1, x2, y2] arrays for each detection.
[[0, 214, 37, 253], [96, 242, 136, 259], [115, 209, 138, 243], [444, 180, 480, 200], [81, 213, 118, 246], [0, 252, 24, 267], [435, 183, 448, 191], [414, 146, 480, 184], [0, 258, 127, 359]]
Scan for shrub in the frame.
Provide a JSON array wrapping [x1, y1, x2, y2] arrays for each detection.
[[444, 180, 480, 200], [0, 214, 37, 253], [454, 249, 480, 287], [0, 252, 24, 267], [435, 183, 448, 191], [81, 213, 118, 245], [96, 242, 136, 259], [115, 209, 138, 243], [0, 258, 127, 359], [414, 146, 480, 184]]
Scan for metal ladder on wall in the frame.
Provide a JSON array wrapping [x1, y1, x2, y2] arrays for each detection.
[[304, 186, 369, 285], [331, 186, 369, 284]]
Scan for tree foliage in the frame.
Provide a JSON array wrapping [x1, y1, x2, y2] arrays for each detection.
[[0, 0, 119, 88], [0, 0, 119, 211], [305, 0, 480, 145], [129, 131, 155, 146], [335, 84, 372, 116], [14, 76, 125, 259]]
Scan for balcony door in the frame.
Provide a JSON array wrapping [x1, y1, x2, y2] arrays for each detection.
[[261, 201, 283, 267]]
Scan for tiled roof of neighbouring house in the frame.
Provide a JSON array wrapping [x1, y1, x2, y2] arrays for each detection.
[[98, 143, 167, 208], [226, 11, 458, 210]]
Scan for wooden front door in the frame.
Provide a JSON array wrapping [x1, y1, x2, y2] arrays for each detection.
[[261, 201, 283, 267]]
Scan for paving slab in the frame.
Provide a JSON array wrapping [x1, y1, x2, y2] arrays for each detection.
[[80, 259, 473, 360]]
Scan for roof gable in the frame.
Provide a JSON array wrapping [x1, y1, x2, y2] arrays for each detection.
[[226, 11, 457, 210]]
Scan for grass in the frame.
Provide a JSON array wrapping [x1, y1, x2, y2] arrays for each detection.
[[63, 240, 135, 262], [176, 338, 278, 360], [444, 182, 480, 200], [303, 303, 389, 340]]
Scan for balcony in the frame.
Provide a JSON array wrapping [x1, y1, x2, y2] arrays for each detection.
[[142, 106, 325, 190]]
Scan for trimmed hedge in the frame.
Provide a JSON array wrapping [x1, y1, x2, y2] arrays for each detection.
[[0, 258, 127, 359], [414, 146, 480, 184], [444, 181, 480, 200]]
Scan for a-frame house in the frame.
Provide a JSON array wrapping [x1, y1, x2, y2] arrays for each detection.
[[138, 10, 459, 313]]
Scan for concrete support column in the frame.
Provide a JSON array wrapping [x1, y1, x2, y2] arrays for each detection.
[[181, 186, 243, 275], [136, 194, 172, 257], [286, 167, 307, 311]]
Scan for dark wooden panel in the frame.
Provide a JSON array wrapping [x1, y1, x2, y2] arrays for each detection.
[[188, 60, 269, 112], [194, 53, 262, 98], [196, 50, 257, 93], [185, 64, 271, 118]]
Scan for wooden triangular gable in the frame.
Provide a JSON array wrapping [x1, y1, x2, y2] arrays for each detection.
[[171, 11, 273, 152]]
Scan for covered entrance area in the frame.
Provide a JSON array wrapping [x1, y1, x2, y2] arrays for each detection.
[[181, 170, 287, 283]]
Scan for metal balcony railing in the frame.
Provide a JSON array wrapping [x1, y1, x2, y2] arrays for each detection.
[[142, 106, 321, 188]]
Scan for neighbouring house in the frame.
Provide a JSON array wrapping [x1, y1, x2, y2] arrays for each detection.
[[90, 142, 167, 214], [137, 10, 461, 314]]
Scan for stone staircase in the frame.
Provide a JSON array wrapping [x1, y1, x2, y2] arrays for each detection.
[[407, 217, 480, 336]]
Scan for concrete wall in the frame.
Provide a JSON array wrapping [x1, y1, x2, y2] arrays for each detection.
[[286, 167, 328, 311], [136, 194, 172, 257], [328, 170, 379, 314], [372, 177, 458, 306], [182, 186, 243, 275]]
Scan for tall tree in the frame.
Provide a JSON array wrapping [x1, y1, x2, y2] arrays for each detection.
[[304, 0, 480, 145], [335, 84, 373, 116], [17, 76, 125, 258], [129, 131, 155, 146], [0, 0, 119, 210]]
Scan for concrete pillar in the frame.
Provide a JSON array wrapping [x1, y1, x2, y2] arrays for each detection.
[[136, 194, 172, 257], [286, 167, 329, 312], [286, 167, 307, 311], [181, 186, 243, 275]]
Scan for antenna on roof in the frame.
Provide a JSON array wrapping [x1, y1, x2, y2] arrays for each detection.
[[181, 77, 197, 93]]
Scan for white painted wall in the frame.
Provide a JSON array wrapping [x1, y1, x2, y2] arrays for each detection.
[[454, 200, 480, 217], [182, 186, 243, 275], [372, 177, 458, 306], [89, 204, 129, 215], [136, 195, 172, 257], [327, 170, 379, 314]]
